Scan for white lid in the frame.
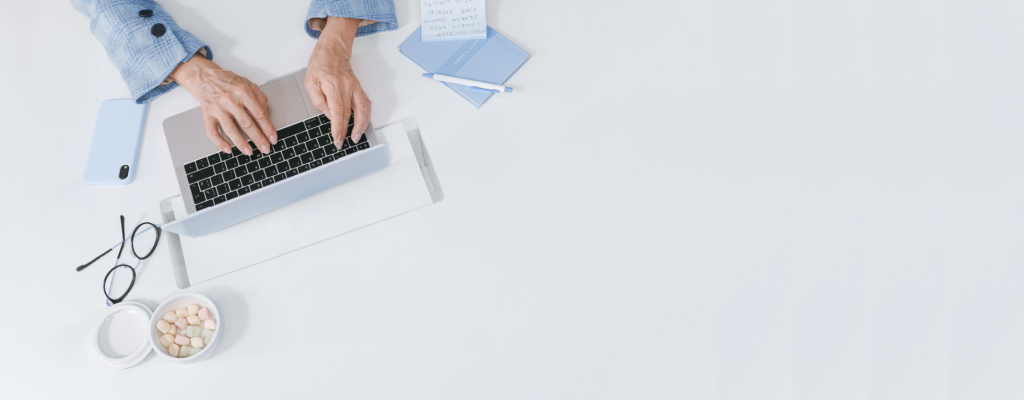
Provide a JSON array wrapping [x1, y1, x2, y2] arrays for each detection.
[[92, 301, 153, 369]]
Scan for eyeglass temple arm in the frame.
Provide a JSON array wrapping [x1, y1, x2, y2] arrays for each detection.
[[116, 215, 126, 260], [76, 248, 112, 272]]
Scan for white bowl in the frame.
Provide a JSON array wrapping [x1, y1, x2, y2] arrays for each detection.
[[149, 293, 223, 364]]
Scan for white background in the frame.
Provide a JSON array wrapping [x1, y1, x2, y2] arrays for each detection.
[[1, 0, 1022, 398]]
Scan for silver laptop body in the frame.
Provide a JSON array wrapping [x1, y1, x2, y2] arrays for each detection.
[[161, 69, 389, 238]]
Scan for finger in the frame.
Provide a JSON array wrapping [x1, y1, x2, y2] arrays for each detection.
[[247, 82, 278, 144], [305, 78, 329, 114], [202, 113, 233, 154], [215, 112, 253, 156], [350, 86, 371, 143], [324, 85, 351, 148], [225, 101, 271, 155]]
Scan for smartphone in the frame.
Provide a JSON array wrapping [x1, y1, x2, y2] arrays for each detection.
[[84, 99, 149, 185]]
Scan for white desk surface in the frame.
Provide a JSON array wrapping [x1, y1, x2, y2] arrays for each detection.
[[1, 0, 1021, 398]]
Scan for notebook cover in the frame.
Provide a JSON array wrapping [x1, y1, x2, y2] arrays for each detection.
[[399, 26, 530, 108]]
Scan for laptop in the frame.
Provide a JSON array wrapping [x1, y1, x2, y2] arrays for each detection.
[[161, 69, 390, 238]]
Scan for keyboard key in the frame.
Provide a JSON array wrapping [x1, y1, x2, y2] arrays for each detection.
[[275, 173, 286, 181], [216, 183, 230, 196], [295, 143, 308, 154], [237, 154, 251, 164], [310, 160, 322, 168], [335, 151, 345, 159], [265, 165, 278, 176], [286, 169, 299, 177], [276, 161, 291, 172], [324, 144, 337, 154], [250, 182, 263, 191], [184, 161, 198, 173], [226, 191, 238, 200], [190, 183, 201, 197], [210, 174, 224, 185], [308, 126, 321, 137], [298, 164, 310, 173], [241, 174, 254, 186], [198, 178, 212, 190], [284, 137, 297, 147], [234, 165, 248, 177], [345, 147, 357, 155], [207, 153, 221, 164], [283, 148, 296, 159], [187, 166, 215, 183], [322, 155, 335, 163], [306, 139, 320, 150], [358, 142, 370, 150], [288, 157, 301, 168], [213, 195, 226, 205], [340, 140, 349, 150], [257, 157, 270, 169], [253, 170, 266, 180], [223, 170, 236, 181], [300, 153, 313, 164], [345, 137, 356, 147], [204, 188, 218, 198], [246, 161, 260, 173], [229, 178, 242, 191], [262, 177, 275, 186], [238, 186, 250, 195], [196, 200, 214, 211], [195, 158, 209, 169], [272, 141, 286, 152], [321, 123, 331, 133], [232, 147, 242, 156], [313, 148, 325, 159], [317, 135, 331, 146], [278, 123, 305, 139], [250, 151, 262, 160], [297, 131, 310, 142], [318, 114, 330, 124], [359, 135, 368, 144], [192, 192, 205, 204], [304, 117, 320, 129], [271, 153, 284, 164], [225, 158, 239, 169]]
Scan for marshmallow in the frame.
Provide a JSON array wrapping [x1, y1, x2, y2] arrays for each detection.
[[168, 343, 180, 357], [160, 334, 174, 347], [168, 326, 177, 335], [188, 304, 200, 315], [203, 319, 216, 330], [174, 335, 190, 346], [174, 318, 188, 330], [156, 320, 171, 334], [189, 346, 203, 356], [186, 326, 202, 338], [179, 345, 192, 357], [187, 315, 201, 326], [175, 308, 188, 318], [198, 307, 211, 321], [191, 337, 204, 348], [203, 329, 214, 344], [162, 312, 177, 323]]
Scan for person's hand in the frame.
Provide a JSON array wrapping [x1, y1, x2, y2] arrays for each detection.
[[305, 16, 371, 148], [169, 56, 277, 156]]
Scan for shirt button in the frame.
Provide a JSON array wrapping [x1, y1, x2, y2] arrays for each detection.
[[151, 23, 166, 38], [138, 9, 153, 18]]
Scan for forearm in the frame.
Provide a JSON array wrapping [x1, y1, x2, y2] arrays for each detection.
[[318, 17, 362, 60], [71, 0, 211, 103]]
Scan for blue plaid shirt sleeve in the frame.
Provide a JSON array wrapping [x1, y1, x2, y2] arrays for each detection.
[[305, 0, 398, 38], [71, 0, 212, 103]]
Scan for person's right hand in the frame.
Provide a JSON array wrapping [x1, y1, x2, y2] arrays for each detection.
[[169, 56, 277, 156]]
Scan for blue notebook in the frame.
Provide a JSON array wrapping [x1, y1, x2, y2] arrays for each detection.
[[399, 26, 530, 108]]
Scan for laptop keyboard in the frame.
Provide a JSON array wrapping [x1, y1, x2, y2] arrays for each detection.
[[183, 113, 370, 211]]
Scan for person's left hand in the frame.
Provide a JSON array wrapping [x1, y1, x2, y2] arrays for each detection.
[[304, 16, 371, 149]]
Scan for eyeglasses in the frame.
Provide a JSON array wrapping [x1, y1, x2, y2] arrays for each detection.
[[76, 216, 162, 305]]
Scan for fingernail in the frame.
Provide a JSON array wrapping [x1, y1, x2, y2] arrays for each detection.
[[222, 147, 231, 154], [242, 147, 252, 156], [261, 144, 270, 154], [269, 135, 277, 144]]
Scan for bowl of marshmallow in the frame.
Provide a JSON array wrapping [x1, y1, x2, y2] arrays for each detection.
[[149, 293, 222, 363]]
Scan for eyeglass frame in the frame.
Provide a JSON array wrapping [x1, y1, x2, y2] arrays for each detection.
[[77, 216, 162, 305]]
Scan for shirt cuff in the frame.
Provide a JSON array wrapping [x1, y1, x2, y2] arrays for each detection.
[[304, 0, 398, 38]]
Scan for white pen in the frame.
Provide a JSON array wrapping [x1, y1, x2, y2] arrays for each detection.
[[422, 73, 513, 93]]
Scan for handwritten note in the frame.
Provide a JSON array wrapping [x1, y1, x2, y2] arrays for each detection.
[[421, 0, 488, 42]]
